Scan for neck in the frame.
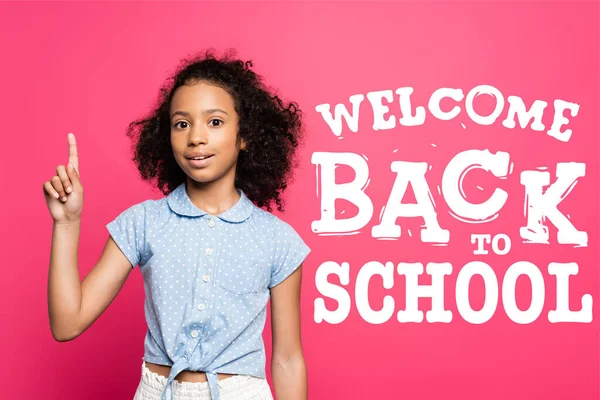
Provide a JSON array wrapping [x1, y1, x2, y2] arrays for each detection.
[[185, 177, 240, 216]]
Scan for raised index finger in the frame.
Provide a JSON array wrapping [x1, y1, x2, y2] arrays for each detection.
[[67, 132, 79, 173]]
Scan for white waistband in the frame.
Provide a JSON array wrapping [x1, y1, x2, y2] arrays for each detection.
[[138, 361, 269, 399]]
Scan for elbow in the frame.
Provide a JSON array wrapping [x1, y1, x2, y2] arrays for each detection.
[[51, 329, 77, 342], [50, 322, 82, 342], [53, 335, 73, 343], [52, 332, 73, 342]]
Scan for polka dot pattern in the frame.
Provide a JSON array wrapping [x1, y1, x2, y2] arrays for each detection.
[[106, 182, 311, 400]]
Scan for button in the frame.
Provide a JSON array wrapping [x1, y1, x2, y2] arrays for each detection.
[[205, 248, 214, 256], [190, 330, 199, 338], [197, 303, 206, 311], [207, 219, 215, 227], [202, 274, 210, 283]]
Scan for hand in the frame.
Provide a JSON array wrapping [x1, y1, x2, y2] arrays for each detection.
[[43, 133, 84, 223]]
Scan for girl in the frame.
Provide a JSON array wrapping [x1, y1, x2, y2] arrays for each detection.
[[44, 50, 310, 400]]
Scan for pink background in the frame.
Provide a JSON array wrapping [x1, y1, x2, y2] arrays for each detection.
[[1, 1, 598, 399]]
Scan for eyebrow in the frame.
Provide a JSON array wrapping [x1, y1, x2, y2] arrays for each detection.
[[170, 109, 229, 119]]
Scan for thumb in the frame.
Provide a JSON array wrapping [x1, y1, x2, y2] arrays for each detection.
[[67, 163, 82, 188]]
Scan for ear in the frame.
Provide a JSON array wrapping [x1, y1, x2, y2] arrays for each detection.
[[240, 138, 248, 151]]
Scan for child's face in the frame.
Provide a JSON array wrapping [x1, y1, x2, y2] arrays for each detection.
[[169, 81, 246, 187]]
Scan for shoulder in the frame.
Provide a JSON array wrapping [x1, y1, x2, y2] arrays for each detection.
[[109, 196, 169, 226], [120, 197, 164, 215], [248, 207, 308, 255], [249, 206, 297, 236], [141, 197, 168, 215]]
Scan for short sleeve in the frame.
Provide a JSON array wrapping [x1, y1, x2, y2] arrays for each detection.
[[106, 202, 147, 269], [269, 221, 311, 288]]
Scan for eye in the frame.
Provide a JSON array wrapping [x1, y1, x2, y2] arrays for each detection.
[[209, 119, 223, 127], [174, 121, 189, 129]]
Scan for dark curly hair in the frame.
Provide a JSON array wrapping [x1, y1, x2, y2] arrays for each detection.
[[125, 49, 305, 212]]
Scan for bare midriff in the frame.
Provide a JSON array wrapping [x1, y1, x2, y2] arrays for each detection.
[[145, 361, 236, 383]]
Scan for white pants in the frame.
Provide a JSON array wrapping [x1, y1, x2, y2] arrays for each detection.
[[133, 360, 274, 400]]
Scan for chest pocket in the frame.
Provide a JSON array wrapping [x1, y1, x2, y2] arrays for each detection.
[[217, 248, 270, 295]]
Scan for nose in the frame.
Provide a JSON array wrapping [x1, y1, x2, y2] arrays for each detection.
[[188, 125, 208, 146]]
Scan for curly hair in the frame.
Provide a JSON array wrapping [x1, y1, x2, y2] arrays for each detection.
[[125, 49, 305, 212]]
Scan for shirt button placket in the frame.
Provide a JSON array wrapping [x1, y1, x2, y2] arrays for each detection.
[[202, 245, 214, 316], [204, 216, 215, 288], [201, 216, 215, 320]]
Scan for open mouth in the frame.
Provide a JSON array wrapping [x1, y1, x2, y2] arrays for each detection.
[[188, 155, 214, 160], [186, 154, 214, 167]]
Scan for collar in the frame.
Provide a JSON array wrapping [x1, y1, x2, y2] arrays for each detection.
[[167, 182, 253, 223]]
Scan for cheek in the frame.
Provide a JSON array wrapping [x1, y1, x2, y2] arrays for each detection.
[[170, 134, 184, 153], [216, 130, 241, 153]]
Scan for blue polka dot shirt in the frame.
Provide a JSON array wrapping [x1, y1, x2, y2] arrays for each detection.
[[106, 182, 311, 400]]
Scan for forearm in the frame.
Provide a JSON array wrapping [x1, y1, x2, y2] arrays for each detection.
[[48, 219, 83, 341], [272, 354, 307, 400]]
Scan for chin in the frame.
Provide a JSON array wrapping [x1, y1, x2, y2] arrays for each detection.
[[179, 160, 236, 186], [185, 170, 226, 185], [187, 174, 218, 185]]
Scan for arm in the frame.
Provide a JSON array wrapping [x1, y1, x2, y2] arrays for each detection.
[[48, 225, 134, 342], [45, 133, 134, 342], [270, 265, 307, 400]]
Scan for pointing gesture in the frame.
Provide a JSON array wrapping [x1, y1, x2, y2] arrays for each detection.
[[68, 132, 79, 175], [43, 133, 84, 223]]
